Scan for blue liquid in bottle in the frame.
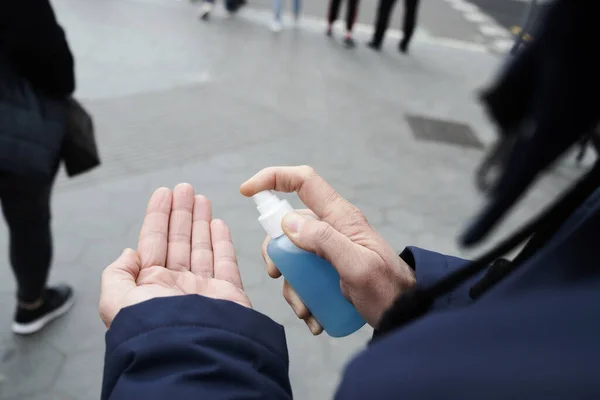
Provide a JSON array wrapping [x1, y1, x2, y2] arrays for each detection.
[[267, 236, 366, 337], [252, 190, 365, 338]]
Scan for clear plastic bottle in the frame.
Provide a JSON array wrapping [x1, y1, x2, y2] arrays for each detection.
[[252, 190, 365, 337]]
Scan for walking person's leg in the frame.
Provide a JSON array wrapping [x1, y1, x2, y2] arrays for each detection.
[[367, 0, 397, 50], [399, 0, 420, 53], [225, 0, 247, 14], [271, 0, 284, 31], [293, 0, 301, 21], [0, 174, 74, 335], [343, 0, 360, 47], [327, 0, 342, 36], [199, 0, 215, 20]]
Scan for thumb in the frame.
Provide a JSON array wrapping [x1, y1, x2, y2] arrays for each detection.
[[100, 248, 141, 328], [281, 212, 358, 278], [102, 248, 141, 283]]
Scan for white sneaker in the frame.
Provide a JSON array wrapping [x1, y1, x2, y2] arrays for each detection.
[[198, 3, 213, 20], [270, 19, 283, 32]]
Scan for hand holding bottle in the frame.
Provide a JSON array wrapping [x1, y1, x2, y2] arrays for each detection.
[[240, 166, 416, 334]]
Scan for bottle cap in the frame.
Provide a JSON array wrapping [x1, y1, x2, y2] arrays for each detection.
[[252, 190, 294, 238]]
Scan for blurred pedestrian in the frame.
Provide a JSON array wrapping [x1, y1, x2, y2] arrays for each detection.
[[198, 0, 247, 21], [271, 0, 302, 32], [326, 0, 360, 48], [367, 0, 420, 53], [0, 0, 75, 334]]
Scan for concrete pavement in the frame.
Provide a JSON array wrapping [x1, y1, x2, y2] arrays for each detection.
[[0, 0, 588, 398]]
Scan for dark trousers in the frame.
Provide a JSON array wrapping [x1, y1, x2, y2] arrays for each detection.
[[327, 0, 360, 32], [0, 174, 54, 303], [372, 0, 420, 46]]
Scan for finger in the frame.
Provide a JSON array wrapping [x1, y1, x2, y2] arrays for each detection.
[[191, 195, 213, 278], [166, 183, 195, 271], [240, 166, 364, 233], [283, 280, 311, 320], [282, 212, 359, 280], [100, 248, 141, 328], [296, 209, 319, 219], [211, 219, 243, 289], [305, 315, 324, 336], [138, 188, 172, 269], [101, 248, 141, 286], [262, 235, 281, 278]]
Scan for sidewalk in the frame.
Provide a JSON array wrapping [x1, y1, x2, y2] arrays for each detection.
[[0, 0, 584, 398]]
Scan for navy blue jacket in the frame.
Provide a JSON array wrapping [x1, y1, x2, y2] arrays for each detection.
[[102, 188, 600, 399]]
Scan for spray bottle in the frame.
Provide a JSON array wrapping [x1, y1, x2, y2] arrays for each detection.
[[251, 190, 365, 337]]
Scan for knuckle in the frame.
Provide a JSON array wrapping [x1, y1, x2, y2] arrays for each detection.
[[298, 165, 317, 179], [296, 307, 310, 319], [139, 230, 168, 242], [217, 251, 238, 263], [169, 234, 192, 247], [192, 241, 212, 252], [298, 209, 318, 220], [267, 263, 280, 278], [312, 221, 336, 244], [283, 284, 308, 317], [321, 190, 341, 217], [349, 205, 369, 224], [282, 282, 293, 300], [342, 204, 368, 226]]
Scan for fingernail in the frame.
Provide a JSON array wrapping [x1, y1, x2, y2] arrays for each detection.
[[282, 212, 305, 236]]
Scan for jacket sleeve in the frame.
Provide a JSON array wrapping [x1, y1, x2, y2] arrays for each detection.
[[400, 246, 483, 311], [101, 295, 293, 400], [2, 0, 75, 96]]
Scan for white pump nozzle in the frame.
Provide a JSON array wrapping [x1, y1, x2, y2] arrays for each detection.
[[252, 190, 294, 238]]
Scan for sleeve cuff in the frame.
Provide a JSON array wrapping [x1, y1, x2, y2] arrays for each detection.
[[401, 246, 473, 310], [106, 295, 288, 364]]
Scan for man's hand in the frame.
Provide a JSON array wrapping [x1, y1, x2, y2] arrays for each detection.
[[100, 184, 251, 328], [240, 166, 415, 334]]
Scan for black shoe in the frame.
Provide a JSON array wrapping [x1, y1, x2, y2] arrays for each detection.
[[13, 285, 75, 335], [326, 27, 333, 37], [228, 0, 247, 13], [198, 3, 213, 20], [367, 40, 382, 51], [343, 36, 356, 48], [399, 40, 409, 54]]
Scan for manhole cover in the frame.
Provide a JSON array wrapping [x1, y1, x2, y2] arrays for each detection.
[[405, 114, 483, 149]]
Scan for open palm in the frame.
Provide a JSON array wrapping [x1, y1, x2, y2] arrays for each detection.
[[100, 184, 251, 328]]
